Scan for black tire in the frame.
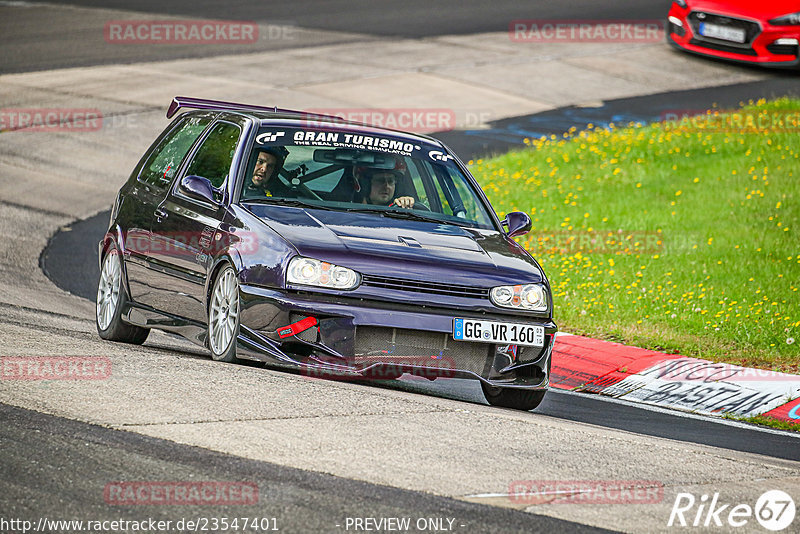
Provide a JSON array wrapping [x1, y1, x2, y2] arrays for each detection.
[[481, 383, 546, 411], [207, 265, 242, 363], [96, 245, 150, 344]]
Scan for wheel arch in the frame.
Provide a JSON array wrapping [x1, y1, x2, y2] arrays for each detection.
[[99, 225, 125, 264], [99, 225, 134, 298], [205, 249, 243, 315]]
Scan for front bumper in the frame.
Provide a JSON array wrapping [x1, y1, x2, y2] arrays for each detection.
[[668, 7, 800, 68], [237, 284, 556, 389]]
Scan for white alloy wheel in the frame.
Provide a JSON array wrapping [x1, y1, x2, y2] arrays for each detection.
[[209, 267, 240, 360], [95, 245, 149, 344], [97, 250, 121, 330]]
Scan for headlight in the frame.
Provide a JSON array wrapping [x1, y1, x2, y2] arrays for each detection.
[[770, 12, 800, 25], [490, 284, 548, 311], [286, 257, 360, 290]]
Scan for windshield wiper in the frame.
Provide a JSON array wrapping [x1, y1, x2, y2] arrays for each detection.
[[346, 207, 444, 224], [242, 197, 336, 210], [244, 199, 454, 223]]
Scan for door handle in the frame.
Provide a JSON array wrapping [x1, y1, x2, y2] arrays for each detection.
[[154, 208, 168, 222]]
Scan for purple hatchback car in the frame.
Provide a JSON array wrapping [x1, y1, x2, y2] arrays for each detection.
[[96, 97, 556, 411]]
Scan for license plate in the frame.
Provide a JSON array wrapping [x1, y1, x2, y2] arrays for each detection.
[[453, 318, 545, 347], [699, 22, 746, 43]]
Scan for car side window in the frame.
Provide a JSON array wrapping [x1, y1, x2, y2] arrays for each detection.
[[139, 116, 211, 190], [184, 121, 242, 188], [403, 156, 431, 207]]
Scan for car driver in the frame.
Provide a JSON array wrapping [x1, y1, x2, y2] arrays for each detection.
[[362, 169, 415, 208], [244, 146, 291, 198]]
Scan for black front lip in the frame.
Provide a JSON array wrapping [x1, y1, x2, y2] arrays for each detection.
[[672, 41, 800, 67], [239, 327, 552, 390], [669, 26, 800, 68], [237, 283, 555, 389]]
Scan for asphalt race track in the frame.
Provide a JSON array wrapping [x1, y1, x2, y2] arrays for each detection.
[[435, 78, 800, 159], [4, 1, 800, 532], [2, 403, 610, 533], [4, 0, 664, 72], [40, 91, 800, 463]]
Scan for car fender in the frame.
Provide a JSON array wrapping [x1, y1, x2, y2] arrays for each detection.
[[98, 224, 137, 299], [98, 224, 125, 266], [204, 249, 244, 314], [228, 204, 298, 289]]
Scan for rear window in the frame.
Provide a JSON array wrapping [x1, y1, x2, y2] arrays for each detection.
[[139, 116, 211, 189]]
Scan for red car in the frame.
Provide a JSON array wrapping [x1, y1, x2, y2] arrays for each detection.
[[668, 0, 800, 68]]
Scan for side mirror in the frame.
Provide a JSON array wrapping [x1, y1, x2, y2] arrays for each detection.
[[502, 211, 532, 238], [180, 175, 220, 205]]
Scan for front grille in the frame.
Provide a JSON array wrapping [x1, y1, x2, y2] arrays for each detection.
[[353, 326, 492, 376], [688, 11, 760, 48], [766, 43, 798, 56], [361, 274, 489, 299], [669, 21, 686, 38], [689, 38, 758, 55]]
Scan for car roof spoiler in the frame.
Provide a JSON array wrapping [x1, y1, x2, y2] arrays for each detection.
[[166, 96, 344, 121]]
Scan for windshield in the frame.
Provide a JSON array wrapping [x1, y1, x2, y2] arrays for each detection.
[[239, 127, 496, 229]]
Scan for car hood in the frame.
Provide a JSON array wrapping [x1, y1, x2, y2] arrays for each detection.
[[246, 204, 544, 286], [683, 0, 799, 20]]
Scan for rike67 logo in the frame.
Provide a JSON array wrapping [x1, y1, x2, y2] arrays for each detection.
[[668, 490, 796, 531]]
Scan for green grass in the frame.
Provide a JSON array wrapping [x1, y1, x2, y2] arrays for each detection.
[[471, 98, 800, 373], [725, 414, 800, 433]]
